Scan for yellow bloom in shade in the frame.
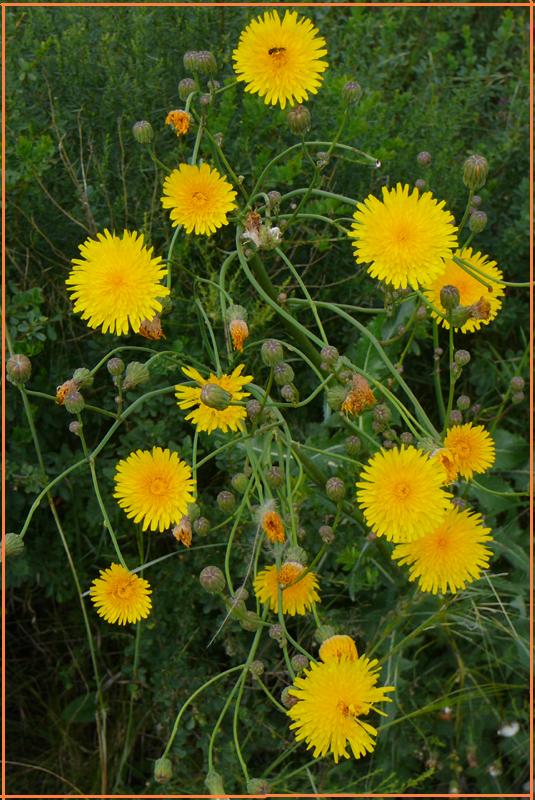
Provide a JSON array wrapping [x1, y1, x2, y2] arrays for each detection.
[[254, 562, 320, 616], [349, 184, 457, 290], [443, 423, 495, 479], [175, 364, 252, 434], [319, 634, 358, 664], [165, 109, 192, 136], [356, 446, 452, 543], [288, 655, 394, 763], [161, 163, 237, 235], [233, 10, 328, 110], [114, 447, 195, 532], [66, 230, 169, 335], [90, 563, 152, 625], [423, 248, 505, 333], [431, 448, 459, 484], [392, 507, 492, 594]]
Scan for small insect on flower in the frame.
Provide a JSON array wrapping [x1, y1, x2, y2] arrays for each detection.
[[90, 563, 152, 625]]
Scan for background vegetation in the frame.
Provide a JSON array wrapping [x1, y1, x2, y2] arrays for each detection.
[[6, 5, 530, 795]]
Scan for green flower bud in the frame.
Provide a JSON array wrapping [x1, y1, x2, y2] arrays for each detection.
[[291, 654, 309, 673], [106, 357, 125, 377], [450, 306, 472, 328], [281, 686, 297, 708], [280, 383, 299, 404], [132, 120, 153, 144], [269, 623, 285, 644], [325, 476, 346, 503], [7, 354, 31, 386], [274, 362, 294, 386], [510, 376, 525, 392], [154, 756, 173, 783], [454, 349, 471, 367], [205, 770, 226, 795], [342, 80, 363, 105], [416, 151, 432, 167], [372, 403, 391, 429], [240, 610, 263, 631], [261, 339, 284, 367], [469, 210, 487, 234], [246, 399, 262, 421], [199, 565, 225, 593], [200, 383, 232, 410], [246, 778, 271, 795], [217, 490, 236, 514], [267, 190, 281, 212], [3, 533, 25, 559], [249, 659, 265, 677], [440, 285, 460, 312], [511, 391, 525, 404], [345, 435, 361, 456], [68, 420, 82, 436], [183, 50, 197, 72], [285, 545, 307, 564], [196, 50, 217, 76], [178, 77, 198, 100], [326, 384, 347, 411], [287, 105, 311, 135], [64, 390, 85, 414], [231, 472, 248, 494], [193, 516, 211, 537], [319, 524, 334, 545], [471, 195, 482, 208], [72, 367, 93, 389], [320, 345, 339, 366], [449, 410, 463, 425], [314, 624, 336, 644], [456, 395, 471, 411], [187, 502, 201, 522], [123, 361, 150, 390], [400, 431, 413, 445], [463, 154, 489, 191]]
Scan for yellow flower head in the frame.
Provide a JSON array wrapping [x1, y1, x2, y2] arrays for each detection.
[[175, 364, 252, 434], [356, 446, 452, 543], [161, 163, 237, 235], [114, 447, 195, 532], [288, 655, 394, 763], [319, 634, 358, 664], [66, 230, 169, 335], [90, 563, 152, 625], [232, 10, 328, 110], [423, 248, 505, 333], [165, 109, 192, 136], [443, 423, 495, 480], [431, 447, 459, 484], [254, 562, 320, 616], [392, 506, 492, 594], [349, 184, 457, 290]]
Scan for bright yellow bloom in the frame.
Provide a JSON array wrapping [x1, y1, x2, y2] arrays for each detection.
[[66, 230, 169, 335], [392, 507, 492, 594], [423, 248, 504, 333], [443, 423, 495, 480], [232, 10, 328, 110], [114, 447, 195, 532], [288, 655, 394, 762], [431, 447, 459, 484], [161, 163, 237, 235], [254, 562, 320, 616], [349, 184, 457, 290], [356, 446, 452, 543], [90, 563, 152, 625], [165, 109, 192, 136], [175, 364, 252, 434], [319, 634, 358, 664]]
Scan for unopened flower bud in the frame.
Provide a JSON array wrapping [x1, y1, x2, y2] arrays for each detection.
[[269, 623, 285, 645], [213, 132, 224, 148], [463, 154, 489, 190], [207, 79, 220, 92], [274, 362, 295, 386], [205, 770, 226, 795], [261, 339, 284, 367], [123, 361, 150, 390], [325, 476, 345, 503], [246, 399, 262, 421], [3, 533, 25, 559], [510, 376, 524, 392], [107, 357, 125, 377], [469, 210, 487, 234], [326, 384, 347, 411], [199, 565, 225, 594], [249, 659, 265, 677], [187, 502, 201, 522], [193, 516, 211, 537], [72, 367, 93, 389], [196, 50, 217, 76], [456, 395, 471, 410], [416, 304, 427, 320], [247, 778, 271, 795], [314, 624, 336, 644], [511, 391, 525, 404], [154, 757, 173, 784], [319, 524, 334, 545], [64, 390, 85, 414], [449, 410, 463, 425], [291, 654, 309, 672], [69, 420, 82, 436], [266, 466, 283, 489], [372, 403, 391, 429], [454, 349, 471, 367], [200, 383, 232, 410], [342, 79, 363, 107], [132, 120, 153, 144], [183, 50, 198, 72], [240, 610, 263, 631], [217, 490, 236, 514], [415, 179, 426, 191], [231, 472, 248, 494], [450, 305, 472, 328], [345, 435, 362, 456], [281, 686, 297, 708], [287, 105, 311, 135], [267, 190, 281, 212], [200, 93, 212, 108], [316, 151, 329, 168], [285, 545, 307, 565], [440, 285, 460, 311], [320, 345, 339, 366], [178, 77, 198, 100], [417, 151, 432, 167], [280, 383, 299, 404], [383, 438, 395, 449], [7, 354, 32, 386], [400, 432, 413, 445], [471, 195, 482, 208]]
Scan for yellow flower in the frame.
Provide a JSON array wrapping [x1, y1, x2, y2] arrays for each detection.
[[90, 563, 152, 625], [165, 109, 192, 136], [254, 562, 320, 616], [175, 364, 252, 434], [161, 163, 237, 235], [356, 446, 452, 543], [232, 10, 328, 110], [349, 183, 457, 290], [431, 448, 459, 484], [288, 655, 394, 763], [114, 447, 195, 532], [392, 507, 492, 594], [423, 247, 505, 333], [443, 423, 495, 480], [319, 634, 358, 664], [66, 230, 169, 335]]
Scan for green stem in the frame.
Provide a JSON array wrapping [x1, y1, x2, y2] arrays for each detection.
[[457, 188, 474, 235], [166, 225, 182, 291], [443, 325, 456, 434], [232, 625, 264, 782], [275, 247, 328, 344], [207, 676, 241, 772], [453, 255, 532, 289], [432, 321, 446, 425]]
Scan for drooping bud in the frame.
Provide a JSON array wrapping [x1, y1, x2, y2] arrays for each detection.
[[154, 757, 173, 784], [64, 390, 85, 414], [122, 361, 150, 390], [344, 435, 361, 456], [469, 210, 487, 234], [106, 357, 125, 377], [217, 490, 236, 514], [199, 565, 225, 594], [7, 354, 32, 386], [285, 545, 307, 564], [440, 285, 460, 312], [463, 154, 489, 191], [178, 77, 198, 100], [3, 533, 25, 559], [274, 362, 295, 386], [416, 151, 432, 167], [511, 391, 525, 404], [72, 368, 93, 389], [231, 472, 248, 494], [261, 339, 284, 367], [400, 431, 413, 445], [269, 623, 285, 645], [342, 80, 363, 105], [280, 383, 299, 404], [195, 50, 217, 76], [454, 349, 471, 367], [187, 502, 201, 522], [287, 105, 311, 135], [68, 420, 82, 437], [372, 403, 392, 431], [246, 399, 261, 421], [132, 120, 153, 144], [325, 476, 346, 503], [193, 516, 211, 537], [200, 383, 232, 410], [319, 524, 334, 545], [450, 305, 472, 328], [240, 610, 263, 631]]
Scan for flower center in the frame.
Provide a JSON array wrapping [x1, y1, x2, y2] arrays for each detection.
[[114, 579, 135, 600], [393, 480, 412, 500], [268, 47, 288, 67], [392, 223, 414, 247], [150, 477, 169, 496], [456, 441, 470, 458], [278, 563, 302, 586], [191, 191, 208, 207], [337, 700, 358, 718]]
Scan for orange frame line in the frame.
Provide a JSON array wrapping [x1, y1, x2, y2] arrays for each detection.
[[1, 1, 533, 799]]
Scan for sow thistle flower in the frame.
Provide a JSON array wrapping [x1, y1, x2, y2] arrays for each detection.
[[114, 447, 195, 532], [232, 10, 328, 110], [165, 109, 192, 136], [349, 184, 457, 290], [392, 507, 492, 594], [443, 423, 495, 480], [356, 446, 452, 543], [254, 562, 320, 616], [66, 230, 169, 335], [319, 634, 358, 664], [175, 364, 252, 434], [90, 563, 152, 625], [259, 500, 286, 543], [423, 247, 504, 333], [287, 654, 394, 762], [161, 163, 237, 235]]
